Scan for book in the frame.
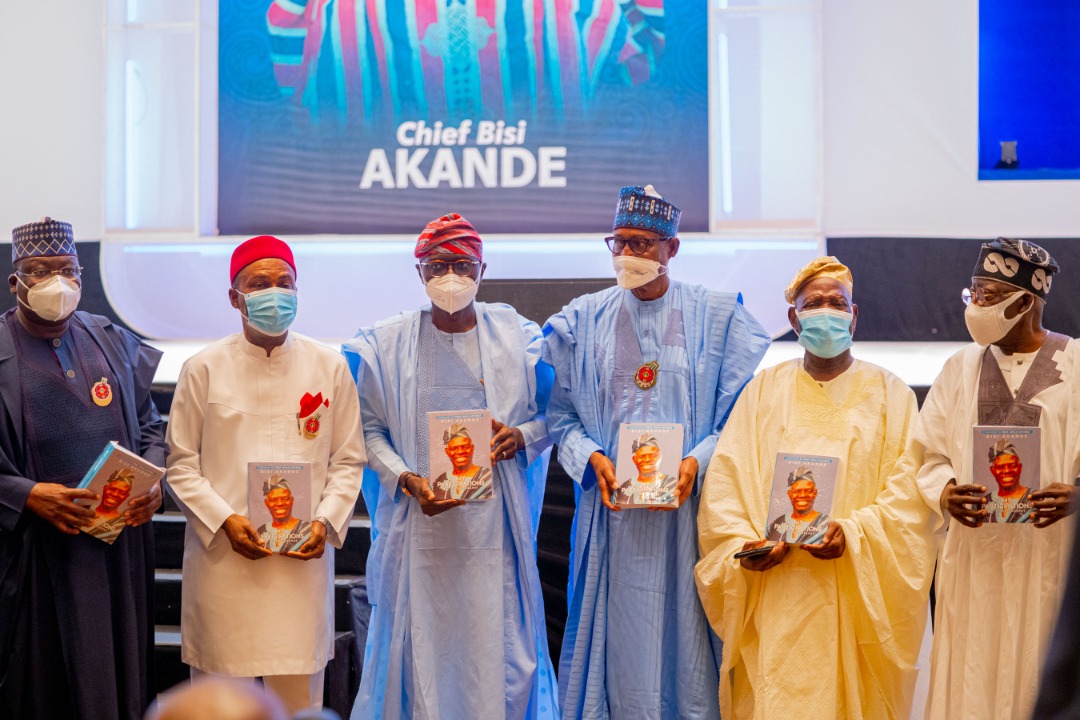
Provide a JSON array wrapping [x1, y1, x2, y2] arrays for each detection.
[[76, 441, 165, 544], [612, 423, 684, 508], [764, 453, 839, 545], [427, 410, 494, 501], [972, 426, 1039, 523], [247, 462, 314, 553]]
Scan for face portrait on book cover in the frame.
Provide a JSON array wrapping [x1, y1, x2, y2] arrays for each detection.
[[445, 435, 477, 473], [631, 442, 662, 480], [989, 449, 1027, 496], [788, 477, 818, 514], [985, 439, 1034, 522], [96, 470, 134, 517], [264, 482, 297, 526]]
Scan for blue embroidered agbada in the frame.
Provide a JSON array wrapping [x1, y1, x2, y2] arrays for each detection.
[[343, 303, 559, 720], [0, 309, 166, 719], [542, 281, 769, 719]]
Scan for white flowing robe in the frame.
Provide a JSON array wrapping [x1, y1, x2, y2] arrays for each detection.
[[915, 341, 1080, 719], [696, 359, 936, 719], [166, 333, 366, 676]]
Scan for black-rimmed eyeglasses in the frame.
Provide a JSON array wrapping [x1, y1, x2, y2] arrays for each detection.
[[420, 259, 479, 277], [604, 235, 673, 256]]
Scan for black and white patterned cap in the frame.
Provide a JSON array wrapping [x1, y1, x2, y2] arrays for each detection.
[[786, 466, 817, 487], [988, 439, 1020, 463], [11, 217, 77, 263], [972, 237, 1059, 299], [631, 434, 660, 453], [442, 424, 472, 445]]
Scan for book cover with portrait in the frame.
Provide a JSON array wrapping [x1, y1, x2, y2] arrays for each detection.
[[427, 410, 494, 502], [247, 462, 314, 553], [612, 423, 684, 508], [972, 426, 1040, 523], [76, 441, 165, 544], [764, 453, 839, 545]]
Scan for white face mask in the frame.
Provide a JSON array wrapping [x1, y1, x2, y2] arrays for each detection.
[[18, 275, 81, 322], [426, 274, 478, 315], [613, 256, 667, 290], [964, 292, 1030, 346]]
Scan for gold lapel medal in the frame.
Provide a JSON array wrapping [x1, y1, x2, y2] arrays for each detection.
[[635, 361, 659, 390], [92, 377, 113, 407]]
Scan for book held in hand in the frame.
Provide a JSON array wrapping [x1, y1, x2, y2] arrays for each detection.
[[427, 410, 494, 501], [76, 441, 164, 544], [247, 462, 314, 553], [764, 453, 839, 545], [972, 426, 1039, 523], [612, 423, 684, 508]]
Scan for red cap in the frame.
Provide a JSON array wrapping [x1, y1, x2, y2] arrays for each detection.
[[230, 235, 296, 281]]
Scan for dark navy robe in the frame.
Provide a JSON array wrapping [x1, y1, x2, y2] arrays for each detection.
[[0, 309, 166, 719]]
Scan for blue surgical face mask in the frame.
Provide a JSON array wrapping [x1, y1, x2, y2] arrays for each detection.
[[241, 288, 297, 337], [795, 308, 853, 359]]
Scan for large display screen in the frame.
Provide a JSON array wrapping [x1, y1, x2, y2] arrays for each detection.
[[219, 0, 709, 234], [979, 1, 1080, 180]]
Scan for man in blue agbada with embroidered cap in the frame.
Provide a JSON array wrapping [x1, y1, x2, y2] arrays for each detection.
[[543, 185, 770, 718], [0, 217, 167, 718]]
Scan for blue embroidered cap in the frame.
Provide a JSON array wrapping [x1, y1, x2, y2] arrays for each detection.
[[11, 217, 77, 263], [613, 185, 681, 236]]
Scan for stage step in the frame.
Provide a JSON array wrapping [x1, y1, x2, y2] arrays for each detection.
[[153, 569, 366, 634]]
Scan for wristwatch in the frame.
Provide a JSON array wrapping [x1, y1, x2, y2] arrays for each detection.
[[313, 515, 330, 529], [398, 471, 416, 497]]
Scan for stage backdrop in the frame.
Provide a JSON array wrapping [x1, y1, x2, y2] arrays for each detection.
[[218, 0, 708, 235]]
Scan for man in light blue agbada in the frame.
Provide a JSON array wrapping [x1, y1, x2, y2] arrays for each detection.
[[543, 185, 770, 719], [344, 214, 559, 720]]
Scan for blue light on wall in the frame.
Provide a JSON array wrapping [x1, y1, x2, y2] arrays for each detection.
[[979, 1, 1080, 180]]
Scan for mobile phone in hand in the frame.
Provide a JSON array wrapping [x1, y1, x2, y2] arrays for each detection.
[[733, 544, 776, 560]]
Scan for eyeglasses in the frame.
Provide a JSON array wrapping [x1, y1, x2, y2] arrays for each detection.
[[420, 259, 479, 277], [961, 286, 1018, 306], [604, 235, 674, 256], [17, 266, 84, 281]]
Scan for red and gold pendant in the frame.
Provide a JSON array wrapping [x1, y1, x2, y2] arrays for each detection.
[[296, 391, 329, 439], [635, 361, 659, 390], [92, 377, 113, 407]]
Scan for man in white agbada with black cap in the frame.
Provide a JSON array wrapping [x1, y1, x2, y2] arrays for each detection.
[[915, 238, 1080, 719]]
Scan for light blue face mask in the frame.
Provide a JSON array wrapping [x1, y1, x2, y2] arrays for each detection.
[[242, 288, 297, 336], [796, 308, 853, 359]]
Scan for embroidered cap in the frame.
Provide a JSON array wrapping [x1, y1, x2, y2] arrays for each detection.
[[262, 475, 292, 496], [786, 467, 816, 487], [784, 256, 853, 305], [613, 185, 681, 237], [972, 238, 1058, 300], [988, 439, 1020, 463], [11, 217, 77, 263], [631, 435, 660, 453], [442, 424, 472, 445], [106, 468, 136, 487]]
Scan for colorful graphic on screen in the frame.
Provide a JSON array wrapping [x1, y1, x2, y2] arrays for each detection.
[[219, 0, 708, 234]]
